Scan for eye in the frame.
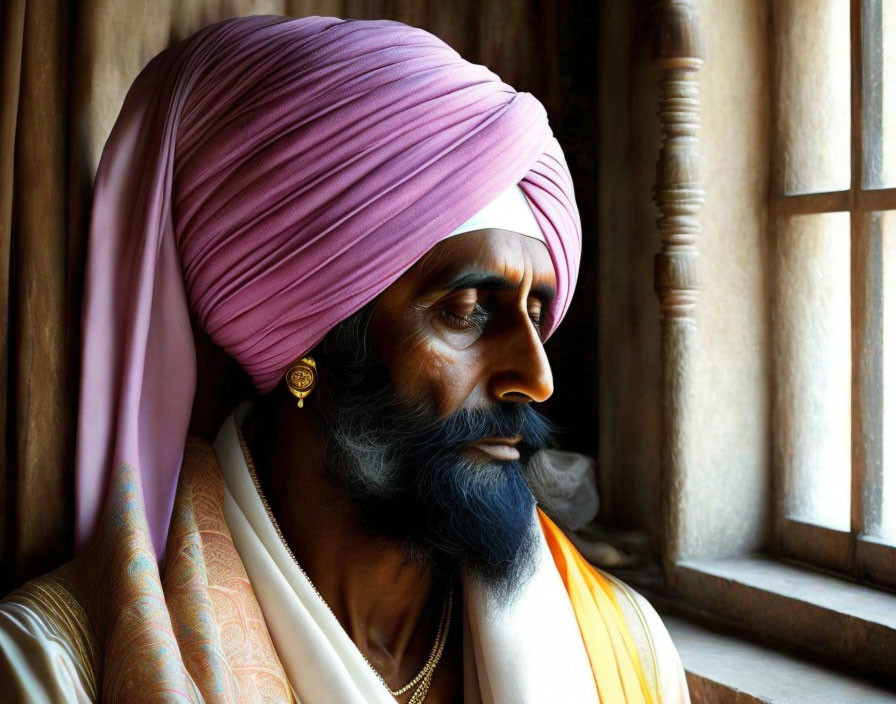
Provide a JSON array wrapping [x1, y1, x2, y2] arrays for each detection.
[[528, 301, 544, 332], [528, 312, 542, 330], [438, 303, 489, 333]]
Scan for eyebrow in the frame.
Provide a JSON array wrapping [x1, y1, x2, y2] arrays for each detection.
[[431, 269, 557, 305]]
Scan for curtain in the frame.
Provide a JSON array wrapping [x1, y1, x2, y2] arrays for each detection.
[[0, 0, 597, 592]]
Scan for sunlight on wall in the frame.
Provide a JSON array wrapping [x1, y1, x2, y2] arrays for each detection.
[[775, 0, 850, 195], [867, 2, 896, 189], [776, 213, 852, 531], [878, 211, 896, 542]]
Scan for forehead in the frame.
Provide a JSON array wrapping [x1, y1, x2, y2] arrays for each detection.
[[411, 229, 556, 291]]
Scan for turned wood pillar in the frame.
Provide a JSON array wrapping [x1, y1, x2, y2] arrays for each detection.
[[652, 0, 704, 578]]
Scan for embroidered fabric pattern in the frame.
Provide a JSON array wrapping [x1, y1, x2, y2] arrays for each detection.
[[163, 438, 295, 702]]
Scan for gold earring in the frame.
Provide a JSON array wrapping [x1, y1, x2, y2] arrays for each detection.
[[284, 357, 317, 408]]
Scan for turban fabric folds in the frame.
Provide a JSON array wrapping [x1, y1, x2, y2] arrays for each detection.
[[75, 16, 582, 560]]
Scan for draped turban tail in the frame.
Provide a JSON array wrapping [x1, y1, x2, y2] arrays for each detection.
[[75, 15, 582, 560]]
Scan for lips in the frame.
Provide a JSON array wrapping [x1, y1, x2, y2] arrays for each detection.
[[467, 436, 522, 461]]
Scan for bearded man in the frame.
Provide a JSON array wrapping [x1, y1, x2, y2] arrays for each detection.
[[0, 15, 689, 704]]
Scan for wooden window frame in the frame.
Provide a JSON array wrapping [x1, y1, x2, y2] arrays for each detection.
[[770, 0, 896, 590]]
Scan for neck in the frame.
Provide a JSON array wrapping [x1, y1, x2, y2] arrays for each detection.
[[242, 392, 446, 688]]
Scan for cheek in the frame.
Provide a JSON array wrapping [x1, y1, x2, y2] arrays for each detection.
[[391, 336, 482, 416]]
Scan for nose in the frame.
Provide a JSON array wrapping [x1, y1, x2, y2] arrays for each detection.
[[487, 314, 554, 404]]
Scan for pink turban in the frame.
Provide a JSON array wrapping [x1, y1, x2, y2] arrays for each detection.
[[75, 15, 581, 560]]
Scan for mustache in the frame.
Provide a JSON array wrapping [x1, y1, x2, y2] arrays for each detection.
[[321, 377, 557, 502], [404, 402, 556, 462], [335, 386, 557, 466]]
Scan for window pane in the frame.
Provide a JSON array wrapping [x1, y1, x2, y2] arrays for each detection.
[[776, 213, 851, 530], [774, 0, 851, 194], [863, 0, 896, 189], [874, 211, 896, 543]]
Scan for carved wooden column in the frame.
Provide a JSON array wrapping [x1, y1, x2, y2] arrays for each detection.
[[652, 0, 704, 578]]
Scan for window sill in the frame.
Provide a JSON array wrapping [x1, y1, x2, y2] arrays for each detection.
[[664, 615, 896, 703], [672, 556, 896, 683], [574, 526, 896, 686]]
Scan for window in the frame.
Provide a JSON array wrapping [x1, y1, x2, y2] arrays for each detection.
[[771, 0, 896, 588], [631, 0, 896, 690]]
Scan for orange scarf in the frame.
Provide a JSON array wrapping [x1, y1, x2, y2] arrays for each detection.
[[539, 511, 656, 704]]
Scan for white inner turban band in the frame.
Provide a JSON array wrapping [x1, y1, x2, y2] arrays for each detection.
[[444, 184, 545, 243]]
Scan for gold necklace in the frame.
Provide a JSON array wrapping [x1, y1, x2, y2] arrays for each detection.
[[235, 424, 453, 702]]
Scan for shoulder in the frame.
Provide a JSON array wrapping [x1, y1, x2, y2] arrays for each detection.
[[600, 572, 691, 704], [0, 567, 98, 703]]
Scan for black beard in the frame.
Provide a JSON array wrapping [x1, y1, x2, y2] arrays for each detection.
[[314, 311, 555, 600]]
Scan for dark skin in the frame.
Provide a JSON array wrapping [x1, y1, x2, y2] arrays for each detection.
[[243, 229, 557, 703]]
